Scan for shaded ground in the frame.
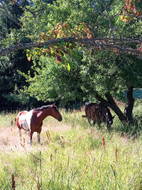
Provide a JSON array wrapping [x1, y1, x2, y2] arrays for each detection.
[[0, 122, 72, 152]]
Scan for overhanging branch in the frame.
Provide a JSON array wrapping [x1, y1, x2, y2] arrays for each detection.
[[0, 37, 142, 57]]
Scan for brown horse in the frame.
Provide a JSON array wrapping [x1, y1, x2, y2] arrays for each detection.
[[82, 102, 114, 129], [16, 104, 62, 144]]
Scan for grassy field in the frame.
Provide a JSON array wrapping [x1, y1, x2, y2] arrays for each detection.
[[0, 102, 142, 190]]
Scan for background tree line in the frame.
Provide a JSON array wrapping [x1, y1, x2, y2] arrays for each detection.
[[0, 0, 142, 123]]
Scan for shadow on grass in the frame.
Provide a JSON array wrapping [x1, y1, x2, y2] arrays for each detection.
[[84, 115, 142, 139], [113, 116, 142, 138]]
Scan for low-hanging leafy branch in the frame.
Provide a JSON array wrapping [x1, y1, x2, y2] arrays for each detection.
[[0, 37, 142, 57]]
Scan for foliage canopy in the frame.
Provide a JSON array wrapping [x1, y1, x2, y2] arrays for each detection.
[[0, 0, 142, 116]]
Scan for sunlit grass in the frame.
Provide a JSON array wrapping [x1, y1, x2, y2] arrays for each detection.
[[0, 103, 142, 189], [0, 111, 17, 128]]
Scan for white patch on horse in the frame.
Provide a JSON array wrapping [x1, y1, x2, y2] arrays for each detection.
[[26, 110, 33, 131], [19, 111, 32, 131]]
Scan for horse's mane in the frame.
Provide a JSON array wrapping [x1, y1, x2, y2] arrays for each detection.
[[34, 105, 53, 111]]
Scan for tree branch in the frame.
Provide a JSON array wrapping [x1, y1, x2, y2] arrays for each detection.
[[96, 92, 126, 122], [0, 37, 142, 57]]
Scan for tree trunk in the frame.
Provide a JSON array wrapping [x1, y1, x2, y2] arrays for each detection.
[[96, 92, 126, 123], [124, 86, 135, 122], [105, 92, 126, 122]]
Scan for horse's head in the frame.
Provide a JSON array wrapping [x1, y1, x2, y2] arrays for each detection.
[[105, 109, 115, 129], [51, 104, 62, 121]]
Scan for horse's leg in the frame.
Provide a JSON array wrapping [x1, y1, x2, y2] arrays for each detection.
[[37, 125, 42, 144], [29, 131, 33, 145], [93, 120, 96, 126], [106, 124, 111, 130], [88, 118, 92, 126], [97, 122, 101, 129], [19, 129, 22, 142], [37, 133, 40, 144]]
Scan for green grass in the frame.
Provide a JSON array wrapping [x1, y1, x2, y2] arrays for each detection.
[[0, 104, 142, 189], [0, 111, 17, 128]]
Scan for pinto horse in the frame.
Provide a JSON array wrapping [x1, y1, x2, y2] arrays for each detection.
[[16, 104, 62, 144], [82, 102, 114, 129]]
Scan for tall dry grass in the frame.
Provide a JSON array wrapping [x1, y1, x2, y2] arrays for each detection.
[[0, 102, 142, 189]]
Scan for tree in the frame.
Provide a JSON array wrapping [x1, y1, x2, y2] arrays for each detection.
[[0, 0, 142, 123], [80, 49, 142, 122], [0, 0, 142, 56], [18, 54, 85, 108], [0, 0, 33, 109]]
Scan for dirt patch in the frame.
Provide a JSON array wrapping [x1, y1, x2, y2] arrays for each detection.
[[0, 122, 72, 152], [0, 126, 20, 152]]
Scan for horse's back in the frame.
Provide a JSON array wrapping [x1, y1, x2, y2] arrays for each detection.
[[85, 103, 98, 118], [84, 102, 114, 129], [84, 103, 106, 122]]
